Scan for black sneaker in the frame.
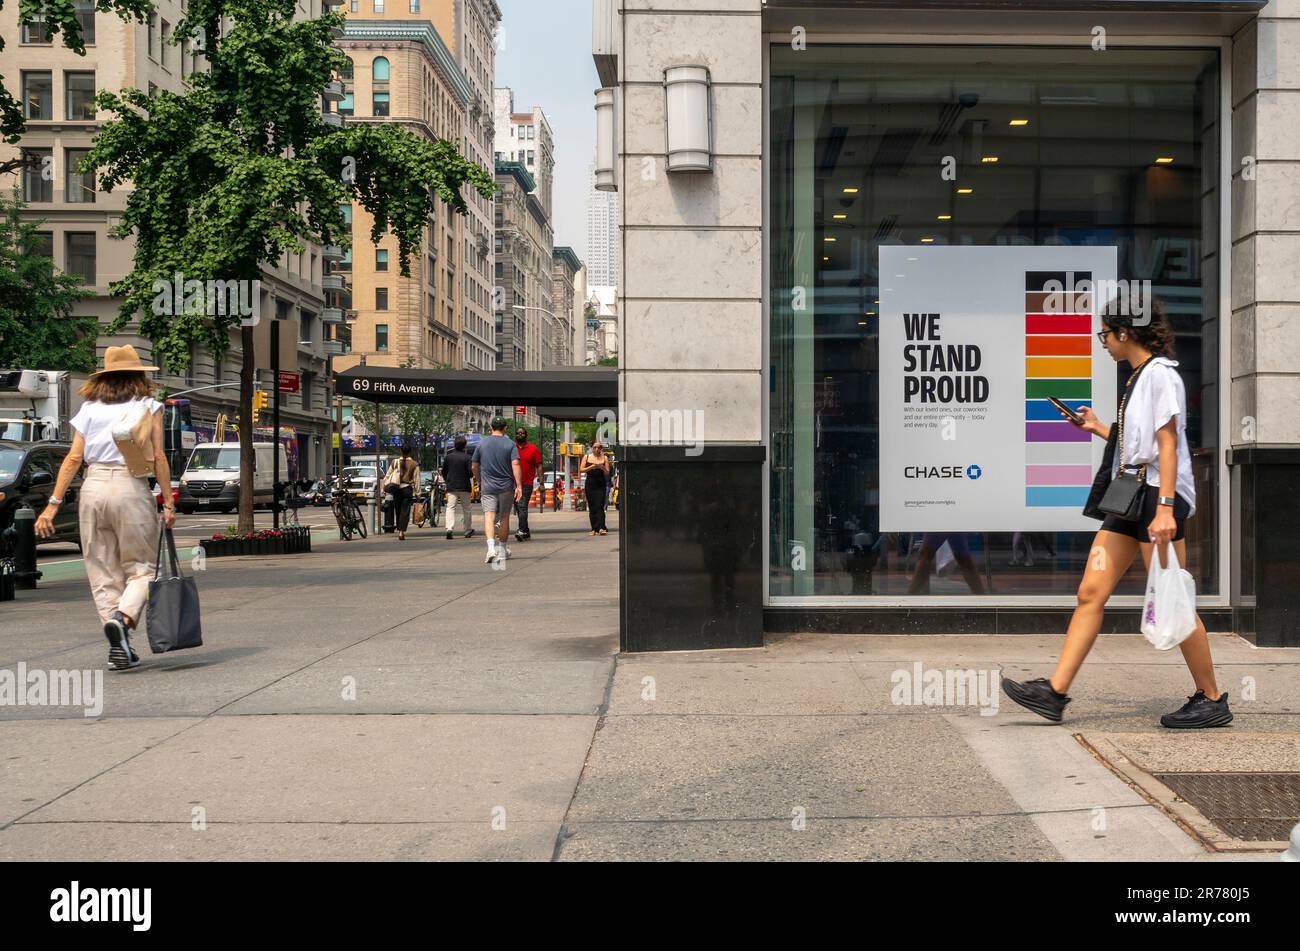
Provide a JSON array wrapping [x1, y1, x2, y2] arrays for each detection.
[[1001, 677, 1070, 723], [104, 613, 140, 671], [1160, 691, 1233, 729], [445, 530, 453, 540], [464, 529, 476, 539]]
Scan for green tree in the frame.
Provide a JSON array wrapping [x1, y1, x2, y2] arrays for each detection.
[[0, 0, 154, 149], [84, 1, 495, 532], [0, 190, 95, 369]]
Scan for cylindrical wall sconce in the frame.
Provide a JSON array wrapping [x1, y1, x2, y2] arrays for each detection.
[[664, 66, 712, 173], [594, 86, 616, 192]]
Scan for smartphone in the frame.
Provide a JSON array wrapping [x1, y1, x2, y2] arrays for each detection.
[[1047, 397, 1085, 426]]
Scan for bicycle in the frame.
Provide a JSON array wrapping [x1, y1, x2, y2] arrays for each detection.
[[331, 487, 367, 540], [277, 481, 305, 528]]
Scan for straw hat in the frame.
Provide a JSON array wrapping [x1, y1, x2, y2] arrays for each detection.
[[89, 345, 159, 378]]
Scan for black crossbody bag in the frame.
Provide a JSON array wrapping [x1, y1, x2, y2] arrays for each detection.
[[1094, 358, 1154, 520]]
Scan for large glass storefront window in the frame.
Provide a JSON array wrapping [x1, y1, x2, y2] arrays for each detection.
[[769, 45, 1221, 599]]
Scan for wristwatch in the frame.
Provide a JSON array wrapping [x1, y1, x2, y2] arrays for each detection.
[[47, 497, 63, 507], [1157, 495, 1177, 508]]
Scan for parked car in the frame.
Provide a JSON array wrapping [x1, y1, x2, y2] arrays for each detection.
[[0, 440, 81, 547]]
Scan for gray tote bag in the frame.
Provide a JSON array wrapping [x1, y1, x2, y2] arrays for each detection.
[[147, 525, 204, 653]]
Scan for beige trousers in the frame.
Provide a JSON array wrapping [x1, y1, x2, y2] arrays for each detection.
[[445, 491, 472, 533], [80, 464, 159, 627]]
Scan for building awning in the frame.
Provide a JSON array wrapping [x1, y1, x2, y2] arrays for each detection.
[[335, 366, 618, 409]]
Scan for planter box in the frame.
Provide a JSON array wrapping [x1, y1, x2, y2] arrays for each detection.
[[200, 533, 314, 559]]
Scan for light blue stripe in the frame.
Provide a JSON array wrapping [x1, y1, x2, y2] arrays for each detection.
[[1025, 486, 1090, 507]]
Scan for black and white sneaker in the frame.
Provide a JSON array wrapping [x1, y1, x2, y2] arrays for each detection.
[[104, 614, 140, 671], [1001, 677, 1070, 723], [446, 530, 454, 540], [1160, 690, 1233, 729]]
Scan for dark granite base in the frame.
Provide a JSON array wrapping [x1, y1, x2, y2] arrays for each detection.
[[1228, 447, 1300, 648], [620, 445, 765, 652]]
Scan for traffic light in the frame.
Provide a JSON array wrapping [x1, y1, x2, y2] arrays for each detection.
[[251, 390, 268, 424]]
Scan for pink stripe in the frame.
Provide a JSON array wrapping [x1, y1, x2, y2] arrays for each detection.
[[1026, 465, 1094, 486]]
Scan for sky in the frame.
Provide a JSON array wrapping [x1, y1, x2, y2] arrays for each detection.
[[495, 0, 599, 260]]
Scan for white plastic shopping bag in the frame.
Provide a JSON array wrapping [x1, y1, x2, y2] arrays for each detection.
[[1141, 544, 1197, 651]]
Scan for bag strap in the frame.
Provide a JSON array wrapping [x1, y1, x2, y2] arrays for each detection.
[[1115, 357, 1155, 477], [155, 523, 182, 580]]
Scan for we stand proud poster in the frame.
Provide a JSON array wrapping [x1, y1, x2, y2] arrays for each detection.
[[878, 246, 1118, 532]]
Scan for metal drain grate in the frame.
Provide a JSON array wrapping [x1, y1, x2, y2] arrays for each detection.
[[1153, 772, 1300, 842]]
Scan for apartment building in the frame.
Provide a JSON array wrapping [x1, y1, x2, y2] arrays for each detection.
[[549, 247, 583, 368], [493, 87, 555, 221], [0, 0, 336, 477], [331, 18, 470, 385], [493, 161, 551, 380]]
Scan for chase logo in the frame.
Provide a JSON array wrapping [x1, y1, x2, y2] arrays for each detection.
[[966, 464, 983, 480]]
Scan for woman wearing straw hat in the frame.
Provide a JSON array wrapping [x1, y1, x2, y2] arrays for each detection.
[[35, 346, 174, 670]]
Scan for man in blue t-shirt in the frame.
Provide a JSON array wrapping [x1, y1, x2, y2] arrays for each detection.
[[471, 418, 522, 566]]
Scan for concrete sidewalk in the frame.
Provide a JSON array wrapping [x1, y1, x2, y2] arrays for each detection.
[[0, 511, 1294, 861]]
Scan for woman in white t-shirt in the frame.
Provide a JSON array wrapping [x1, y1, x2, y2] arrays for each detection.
[[1002, 301, 1229, 730], [35, 346, 174, 671]]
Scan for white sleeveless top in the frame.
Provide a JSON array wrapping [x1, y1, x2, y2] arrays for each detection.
[[70, 398, 163, 466]]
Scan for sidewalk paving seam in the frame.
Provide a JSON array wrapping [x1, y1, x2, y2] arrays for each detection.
[[551, 650, 621, 862], [546, 804, 1158, 825]]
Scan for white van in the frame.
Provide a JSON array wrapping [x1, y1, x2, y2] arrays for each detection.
[[178, 442, 289, 514]]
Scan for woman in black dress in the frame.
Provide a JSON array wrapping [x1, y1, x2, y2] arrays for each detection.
[[580, 441, 611, 535]]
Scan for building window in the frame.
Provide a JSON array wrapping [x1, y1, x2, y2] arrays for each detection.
[[350, 0, 357, 11], [373, 91, 389, 117], [338, 92, 354, 116], [376, 288, 388, 310], [767, 42, 1224, 600], [527, 150, 535, 165], [22, 72, 52, 119], [147, 13, 157, 59], [65, 148, 95, 203], [73, 0, 95, 44], [375, 249, 388, 271], [339, 203, 352, 226], [372, 57, 389, 82], [65, 72, 96, 120], [22, 149, 52, 202], [409, 0, 419, 10], [339, 57, 354, 81], [21, 16, 52, 43], [65, 233, 96, 285], [375, 324, 389, 352], [373, 0, 384, 11], [33, 231, 54, 260], [160, 20, 171, 68]]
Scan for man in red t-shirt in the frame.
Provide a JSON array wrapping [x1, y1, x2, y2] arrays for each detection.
[[513, 426, 543, 540]]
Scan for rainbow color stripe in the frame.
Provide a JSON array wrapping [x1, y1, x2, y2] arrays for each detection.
[[1024, 272, 1093, 508]]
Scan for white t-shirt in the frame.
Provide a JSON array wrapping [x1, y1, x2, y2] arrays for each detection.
[[70, 397, 164, 466], [1111, 357, 1196, 516]]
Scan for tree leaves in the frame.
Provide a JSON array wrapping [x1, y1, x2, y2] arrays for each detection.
[[0, 190, 96, 370]]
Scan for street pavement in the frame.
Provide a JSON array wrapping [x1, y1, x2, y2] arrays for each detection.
[[1, 508, 1295, 861]]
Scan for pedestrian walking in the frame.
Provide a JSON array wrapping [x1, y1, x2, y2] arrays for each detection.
[[512, 426, 543, 541], [381, 445, 420, 540], [580, 441, 612, 535], [440, 435, 476, 539], [1002, 300, 1229, 729], [34, 346, 174, 671], [471, 419, 522, 565]]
